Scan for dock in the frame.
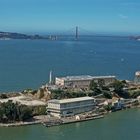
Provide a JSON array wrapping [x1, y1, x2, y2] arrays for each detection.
[[43, 115, 104, 127]]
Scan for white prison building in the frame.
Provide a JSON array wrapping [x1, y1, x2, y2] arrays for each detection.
[[55, 75, 116, 88], [47, 97, 95, 118]]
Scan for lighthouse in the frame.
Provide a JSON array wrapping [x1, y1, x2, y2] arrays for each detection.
[[49, 70, 52, 85]]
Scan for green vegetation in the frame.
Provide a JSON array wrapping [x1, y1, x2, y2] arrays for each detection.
[[89, 80, 102, 96], [128, 90, 140, 98], [103, 91, 112, 99], [89, 80, 98, 91], [110, 80, 130, 98], [32, 106, 46, 116], [111, 80, 125, 93], [0, 100, 32, 123], [89, 80, 112, 99], [0, 100, 47, 123], [38, 89, 45, 99], [51, 89, 87, 99], [89, 79, 137, 99], [22, 89, 37, 95], [104, 104, 113, 111], [98, 79, 105, 88], [0, 94, 8, 99]]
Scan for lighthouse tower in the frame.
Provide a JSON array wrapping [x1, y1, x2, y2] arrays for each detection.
[[49, 71, 52, 85]]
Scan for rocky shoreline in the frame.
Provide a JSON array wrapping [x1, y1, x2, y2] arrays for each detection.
[[0, 115, 48, 127], [0, 121, 40, 127], [0, 105, 139, 127]]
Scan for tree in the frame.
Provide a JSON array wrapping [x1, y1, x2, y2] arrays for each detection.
[[103, 91, 112, 99], [0, 101, 32, 123], [111, 80, 124, 93], [98, 79, 105, 88], [89, 80, 98, 91], [0, 94, 8, 99], [104, 104, 113, 111], [18, 105, 32, 121], [32, 106, 46, 116]]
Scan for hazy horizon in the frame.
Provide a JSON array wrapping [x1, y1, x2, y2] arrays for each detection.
[[0, 0, 140, 35], [0, 29, 140, 36]]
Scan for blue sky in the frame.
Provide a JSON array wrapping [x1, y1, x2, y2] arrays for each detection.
[[0, 0, 140, 35]]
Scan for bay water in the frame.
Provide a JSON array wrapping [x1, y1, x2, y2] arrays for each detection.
[[0, 109, 140, 140], [0, 36, 140, 140], [0, 36, 140, 92]]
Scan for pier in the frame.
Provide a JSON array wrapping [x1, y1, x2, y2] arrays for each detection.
[[43, 114, 104, 127]]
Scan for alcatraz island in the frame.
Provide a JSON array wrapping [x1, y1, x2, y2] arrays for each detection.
[[0, 71, 140, 127]]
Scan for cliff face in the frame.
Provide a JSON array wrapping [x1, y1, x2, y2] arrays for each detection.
[[36, 86, 51, 101], [0, 31, 47, 39]]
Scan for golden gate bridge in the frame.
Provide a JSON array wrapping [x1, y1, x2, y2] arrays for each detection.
[[48, 26, 97, 40]]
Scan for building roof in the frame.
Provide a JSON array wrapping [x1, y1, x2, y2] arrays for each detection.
[[92, 75, 116, 79], [48, 96, 94, 104], [56, 75, 116, 81], [135, 71, 140, 76], [56, 75, 93, 81]]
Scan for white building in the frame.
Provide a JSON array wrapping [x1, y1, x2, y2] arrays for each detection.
[[134, 71, 140, 84], [55, 75, 116, 88], [112, 98, 125, 110], [47, 97, 95, 118]]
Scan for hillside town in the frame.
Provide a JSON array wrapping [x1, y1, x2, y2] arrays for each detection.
[[0, 71, 140, 127]]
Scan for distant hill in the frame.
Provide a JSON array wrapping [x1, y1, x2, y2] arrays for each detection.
[[130, 36, 140, 40], [0, 31, 48, 40]]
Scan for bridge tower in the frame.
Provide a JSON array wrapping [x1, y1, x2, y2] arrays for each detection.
[[76, 26, 78, 40]]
